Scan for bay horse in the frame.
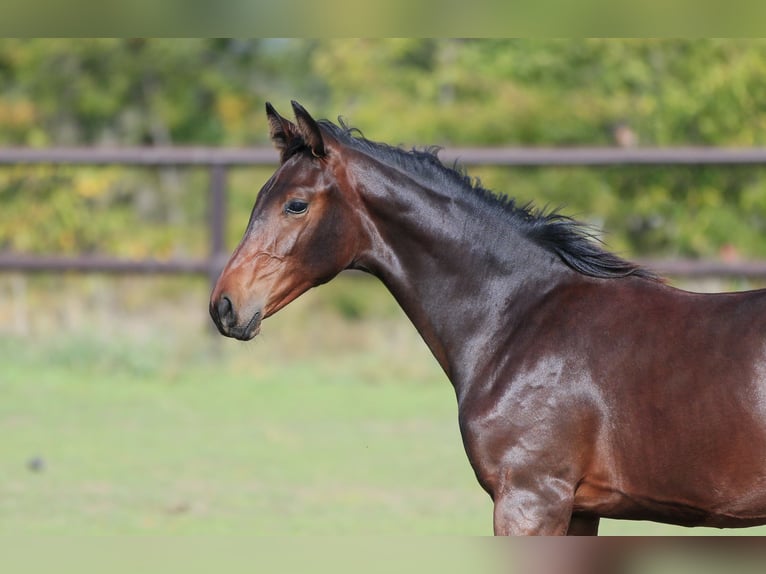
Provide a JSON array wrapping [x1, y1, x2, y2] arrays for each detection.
[[210, 101, 766, 535]]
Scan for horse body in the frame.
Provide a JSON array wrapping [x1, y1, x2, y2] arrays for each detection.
[[461, 278, 766, 533], [210, 101, 766, 535], [584, 283, 766, 528]]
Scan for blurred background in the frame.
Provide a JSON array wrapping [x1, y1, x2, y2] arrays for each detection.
[[3, 38, 766, 536]]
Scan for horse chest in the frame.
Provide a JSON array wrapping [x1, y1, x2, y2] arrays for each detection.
[[456, 368, 602, 498]]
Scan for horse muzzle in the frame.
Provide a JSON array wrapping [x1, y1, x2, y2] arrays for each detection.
[[209, 293, 263, 341]]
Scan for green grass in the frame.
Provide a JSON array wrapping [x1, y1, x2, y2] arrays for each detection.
[[1, 350, 491, 534], [0, 277, 493, 534], [2, 274, 766, 535]]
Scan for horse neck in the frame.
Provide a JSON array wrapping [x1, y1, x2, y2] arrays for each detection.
[[348, 157, 572, 391]]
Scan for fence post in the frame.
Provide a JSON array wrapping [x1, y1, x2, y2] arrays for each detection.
[[208, 164, 228, 294]]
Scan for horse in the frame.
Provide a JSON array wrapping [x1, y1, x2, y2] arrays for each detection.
[[210, 101, 766, 535]]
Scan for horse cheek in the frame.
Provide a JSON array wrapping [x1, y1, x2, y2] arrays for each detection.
[[304, 208, 357, 284]]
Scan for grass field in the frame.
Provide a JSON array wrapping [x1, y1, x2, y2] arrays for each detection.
[[2, 273, 766, 536]]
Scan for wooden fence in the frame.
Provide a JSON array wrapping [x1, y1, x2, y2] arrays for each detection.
[[3, 145, 766, 285]]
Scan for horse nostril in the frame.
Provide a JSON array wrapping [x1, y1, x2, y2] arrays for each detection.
[[217, 295, 234, 322]]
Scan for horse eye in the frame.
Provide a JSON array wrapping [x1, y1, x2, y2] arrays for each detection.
[[285, 199, 309, 215]]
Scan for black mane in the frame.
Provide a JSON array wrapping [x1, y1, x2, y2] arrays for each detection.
[[294, 119, 660, 282]]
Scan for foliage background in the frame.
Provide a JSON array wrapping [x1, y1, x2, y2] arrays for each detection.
[[3, 39, 766, 260]]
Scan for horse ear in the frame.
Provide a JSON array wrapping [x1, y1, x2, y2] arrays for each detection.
[[291, 100, 326, 158], [266, 102, 298, 161]]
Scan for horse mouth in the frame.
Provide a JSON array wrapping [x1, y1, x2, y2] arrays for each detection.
[[214, 309, 261, 341], [234, 311, 262, 341]]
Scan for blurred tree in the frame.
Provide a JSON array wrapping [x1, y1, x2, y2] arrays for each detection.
[[0, 39, 301, 256], [2, 39, 766, 260], [306, 39, 766, 259]]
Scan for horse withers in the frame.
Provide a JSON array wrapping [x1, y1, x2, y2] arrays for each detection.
[[210, 101, 766, 535]]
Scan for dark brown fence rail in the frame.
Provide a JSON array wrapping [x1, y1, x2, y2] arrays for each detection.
[[2, 145, 766, 283]]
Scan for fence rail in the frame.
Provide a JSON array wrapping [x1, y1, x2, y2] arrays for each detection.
[[5, 145, 766, 166], [2, 145, 766, 283]]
